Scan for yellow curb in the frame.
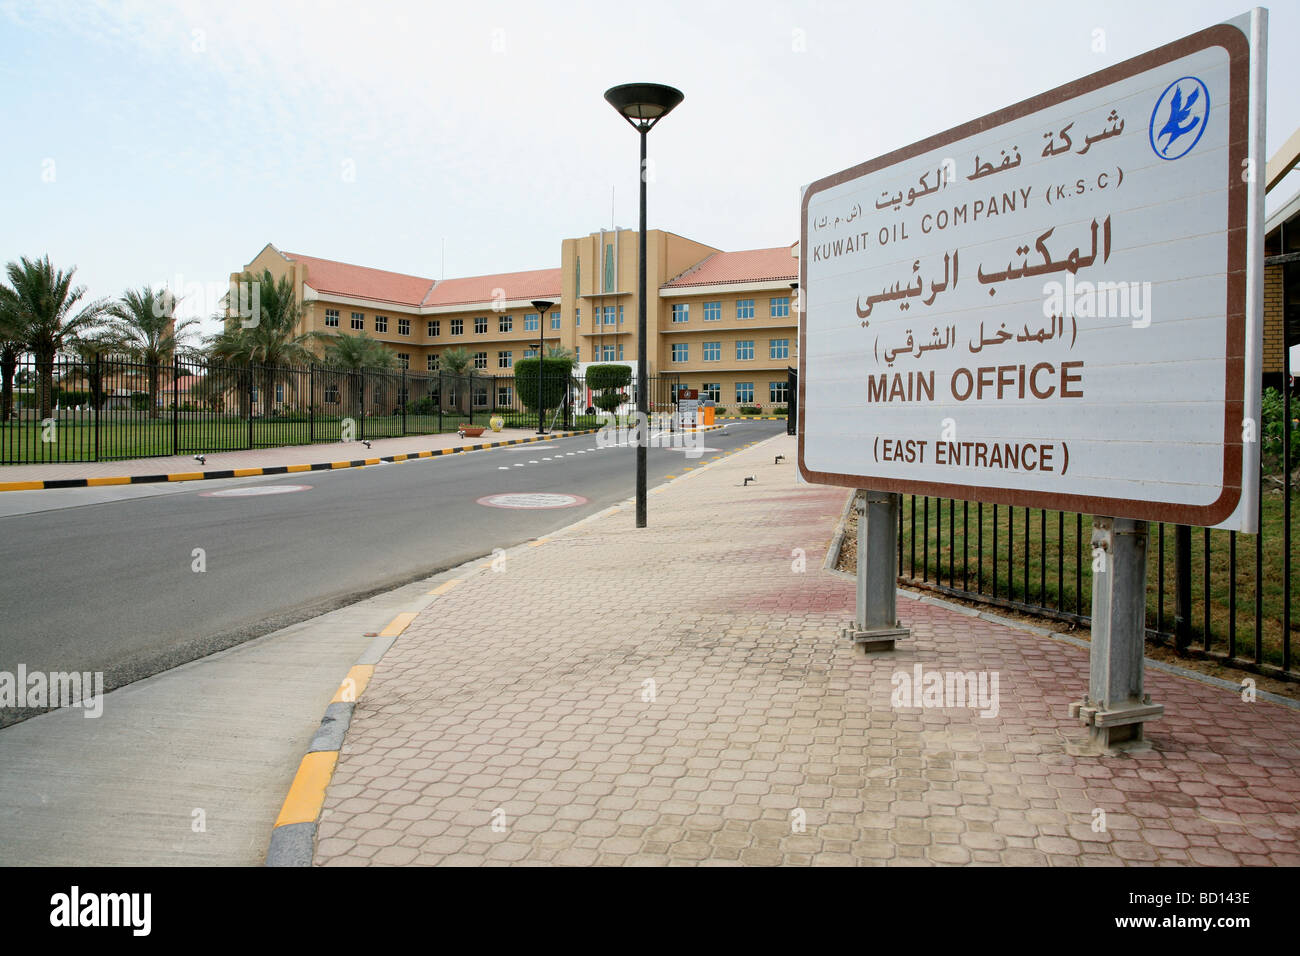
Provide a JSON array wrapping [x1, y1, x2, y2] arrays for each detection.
[[232, 468, 262, 477], [664, 474, 677, 479], [429, 578, 462, 595], [331, 664, 374, 703], [0, 481, 44, 492], [274, 751, 338, 827], [166, 472, 204, 482], [287, 464, 311, 473], [527, 537, 549, 547], [379, 611, 418, 637], [86, 476, 130, 486], [330, 461, 350, 469], [363, 458, 380, 465]]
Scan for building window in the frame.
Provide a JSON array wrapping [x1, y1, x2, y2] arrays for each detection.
[[617, 344, 624, 360], [736, 382, 754, 404], [451, 318, 464, 335], [703, 301, 721, 322], [575, 308, 581, 326], [375, 315, 388, 333], [770, 381, 789, 404], [601, 345, 615, 361], [736, 299, 755, 319], [428, 319, 439, 336], [770, 338, 790, 359], [397, 352, 410, 369], [398, 318, 410, 336], [324, 308, 339, 328], [575, 346, 580, 361], [702, 383, 720, 402], [736, 340, 755, 360], [473, 351, 488, 370], [523, 348, 537, 358], [427, 353, 439, 371], [351, 312, 364, 330], [324, 384, 340, 404], [473, 385, 488, 408], [618, 305, 624, 324], [499, 314, 513, 333], [498, 351, 513, 369], [603, 306, 616, 326], [525, 313, 540, 332], [475, 316, 488, 334], [702, 341, 721, 362], [497, 385, 513, 407], [672, 303, 689, 323], [770, 296, 790, 318], [550, 311, 561, 331], [275, 383, 284, 404], [671, 343, 688, 362]]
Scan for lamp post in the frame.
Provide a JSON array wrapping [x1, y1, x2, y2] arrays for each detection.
[[531, 299, 554, 434], [604, 82, 684, 529]]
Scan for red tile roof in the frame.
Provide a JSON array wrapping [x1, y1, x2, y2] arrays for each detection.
[[421, 268, 562, 308], [282, 251, 561, 309], [284, 252, 435, 307], [662, 246, 797, 288]]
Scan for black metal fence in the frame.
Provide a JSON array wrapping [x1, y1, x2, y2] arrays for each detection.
[[0, 355, 685, 464], [895, 490, 1296, 682]]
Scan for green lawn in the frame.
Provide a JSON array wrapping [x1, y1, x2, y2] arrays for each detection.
[[0, 410, 610, 463], [897, 493, 1298, 671]]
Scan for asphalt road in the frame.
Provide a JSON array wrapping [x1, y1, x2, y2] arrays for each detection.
[[0, 420, 784, 725]]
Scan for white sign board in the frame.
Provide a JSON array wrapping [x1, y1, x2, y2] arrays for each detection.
[[799, 12, 1265, 531]]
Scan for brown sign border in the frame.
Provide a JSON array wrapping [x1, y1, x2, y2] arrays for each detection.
[[798, 23, 1251, 527]]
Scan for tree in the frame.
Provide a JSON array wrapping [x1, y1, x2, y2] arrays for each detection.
[[440, 347, 473, 417], [207, 269, 316, 416], [0, 255, 111, 419], [0, 304, 23, 422], [515, 356, 573, 427], [64, 334, 120, 411], [321, 330, 397, 418], [586, 363, 632, 416], [106, 286, 200, 419]]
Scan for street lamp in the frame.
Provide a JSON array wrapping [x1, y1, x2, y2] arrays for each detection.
[[604, 82, 684, 529], [531, 299, 553, 435]]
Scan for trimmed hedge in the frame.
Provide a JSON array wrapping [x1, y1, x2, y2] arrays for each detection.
[[585, 363, 632, 390], [513, 357, 572, 411]]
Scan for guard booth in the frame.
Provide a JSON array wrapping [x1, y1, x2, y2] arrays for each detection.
[[786, 365, 797, 436]]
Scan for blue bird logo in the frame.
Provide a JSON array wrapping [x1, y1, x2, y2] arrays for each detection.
[[1149, 76, 1210, 161]]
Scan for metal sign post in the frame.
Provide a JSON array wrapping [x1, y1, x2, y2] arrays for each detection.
[[843, 490, 910, 653], [1069, 517, 1163, 751]]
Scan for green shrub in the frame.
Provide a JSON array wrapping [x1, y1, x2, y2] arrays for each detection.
[[594, 391, 624, 412], [513, 358, 571, 411], [129, 392, 151, 411], [739, 405, 761, 415], [713, 406, 727, 415], [773, 406, 788, 416], [585, 363, 632, 390], [55, 389, 90, 406]]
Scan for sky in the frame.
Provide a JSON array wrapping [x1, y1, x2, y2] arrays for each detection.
[[2, 0, 1298, 340]]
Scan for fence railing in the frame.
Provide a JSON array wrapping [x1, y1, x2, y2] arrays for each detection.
[[894, 491, 1296, 681], [0, 355, 685, 464]]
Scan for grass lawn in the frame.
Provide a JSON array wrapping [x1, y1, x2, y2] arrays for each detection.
[[896, 492, 1298, 672], [0, 410, 612, 464]]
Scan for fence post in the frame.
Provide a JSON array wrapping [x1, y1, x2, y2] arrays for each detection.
[[247, 365, 254, 450], [402, 367, 407, 435], [1174, 524, 1192, 652], [94, 352, 101, 462], [172, 356, 179, 455], [843, 490, 910, 653], [310, 364, 316, 443]]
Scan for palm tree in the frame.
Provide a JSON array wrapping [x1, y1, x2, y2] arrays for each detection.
[[106, 287, 199, 419], [441, 346, 473, 417], [0, 306, 23, 422], [0, 256, 111, 419], [207, 269, 316, 417], [320, 330, 397, 419], [64, 334, 120, 411]]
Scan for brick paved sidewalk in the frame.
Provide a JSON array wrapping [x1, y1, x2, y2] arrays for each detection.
[[0, 427, 551, 483], [314, 434, 1300, 866]]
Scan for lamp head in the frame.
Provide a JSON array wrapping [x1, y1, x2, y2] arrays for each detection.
[[604, 83, 684, 129]]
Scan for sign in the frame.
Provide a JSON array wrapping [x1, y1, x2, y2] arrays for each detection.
[[677, 388, 699, 428], [798, 12, 1266, 531]]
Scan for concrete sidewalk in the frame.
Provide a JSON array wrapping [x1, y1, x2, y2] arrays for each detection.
[[307, 434, 1300, 866]]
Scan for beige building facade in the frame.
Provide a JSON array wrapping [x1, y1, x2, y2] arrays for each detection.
[[234, 227, 799, 412]]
